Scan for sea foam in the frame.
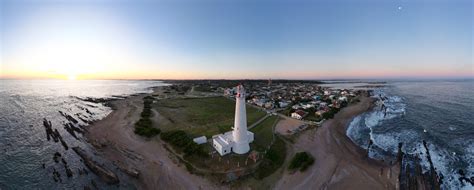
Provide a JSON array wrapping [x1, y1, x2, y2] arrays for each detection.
[[348, 83, 474, 190]]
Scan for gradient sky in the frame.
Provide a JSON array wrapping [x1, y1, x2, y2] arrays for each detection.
[[0, 0, 472, 80]]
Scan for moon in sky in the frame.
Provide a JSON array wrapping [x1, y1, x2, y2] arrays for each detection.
[[398, 6, 403, 10]]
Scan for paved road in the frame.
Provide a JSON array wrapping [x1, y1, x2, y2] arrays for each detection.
[[248, 114, 271, 130]]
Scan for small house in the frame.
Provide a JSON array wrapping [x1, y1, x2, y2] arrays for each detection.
[[193, 136, 207, 145], [291, 110, 307, 120]]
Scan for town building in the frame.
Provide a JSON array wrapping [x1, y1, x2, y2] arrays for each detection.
[[315, 110, 326, 117], [278, 101, 289, 108], [264, 102, 274, 109], [291, 110, 307, 120], [193, 136, 207, 145], [224, 87, 236, 96]]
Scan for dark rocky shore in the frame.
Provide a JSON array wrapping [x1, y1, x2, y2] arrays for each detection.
[[40, 96, 124, 188], [72, 147, 119, 184]]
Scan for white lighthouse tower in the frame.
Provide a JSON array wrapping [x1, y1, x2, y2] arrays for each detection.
[[232, 84, 250, 154], [212, 84, 254, 156]]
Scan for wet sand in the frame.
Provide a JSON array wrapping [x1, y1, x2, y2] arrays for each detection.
[[85, 92, 219, 190], [274, 95, 400, 189]]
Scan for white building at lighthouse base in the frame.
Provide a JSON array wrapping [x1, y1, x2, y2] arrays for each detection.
[[212, 131, 254, 156]]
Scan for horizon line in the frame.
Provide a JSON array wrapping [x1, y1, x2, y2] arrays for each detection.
[[1, 76, 473, 81]]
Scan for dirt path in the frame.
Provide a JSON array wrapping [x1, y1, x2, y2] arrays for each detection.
[[85, 95, 221, 190], [274, 96, 400, 190], [274, 117, 306, 135]]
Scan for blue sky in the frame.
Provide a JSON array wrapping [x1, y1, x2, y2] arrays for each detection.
[[0, 0, 472, 79]]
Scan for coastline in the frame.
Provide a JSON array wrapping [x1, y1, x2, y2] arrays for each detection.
[[84, 87, 219, 190], [274, 94, 400, 189], [85, 87, 399, 189]]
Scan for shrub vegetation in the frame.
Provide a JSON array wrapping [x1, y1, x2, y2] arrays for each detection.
[[160, 130, 208, 157], [322, 107, 340, 119], [288, 152, 315, 172], [134, 96, 161, 137]]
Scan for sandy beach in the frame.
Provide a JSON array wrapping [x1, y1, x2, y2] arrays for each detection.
[[85, 92, 220, 190], [274, 95, 400, 189]]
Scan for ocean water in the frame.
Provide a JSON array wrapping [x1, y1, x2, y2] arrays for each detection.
[[0, 80, 166, 189], [347, 80, 474, 189]]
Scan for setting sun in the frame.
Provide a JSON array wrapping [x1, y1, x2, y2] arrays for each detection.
[[67, 74, 76, 80]]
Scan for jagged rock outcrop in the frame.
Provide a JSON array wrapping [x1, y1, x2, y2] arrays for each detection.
[[72, 147, 119, 184]]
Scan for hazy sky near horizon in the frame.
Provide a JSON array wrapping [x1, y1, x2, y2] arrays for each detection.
[[0, 0, 472, 80]]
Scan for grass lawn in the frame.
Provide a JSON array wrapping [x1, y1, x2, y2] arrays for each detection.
[[250, 116, 279, 152], [249, 116, 287, 180], [254, 136, 287, 179], [154, 96, 266, 137], [193, 85, 214, 92], [154, 96, 286, 178]]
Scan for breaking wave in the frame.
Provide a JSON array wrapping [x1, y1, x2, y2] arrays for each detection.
[[347, 88, 406, 152], [347, 84, 474, 190]]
